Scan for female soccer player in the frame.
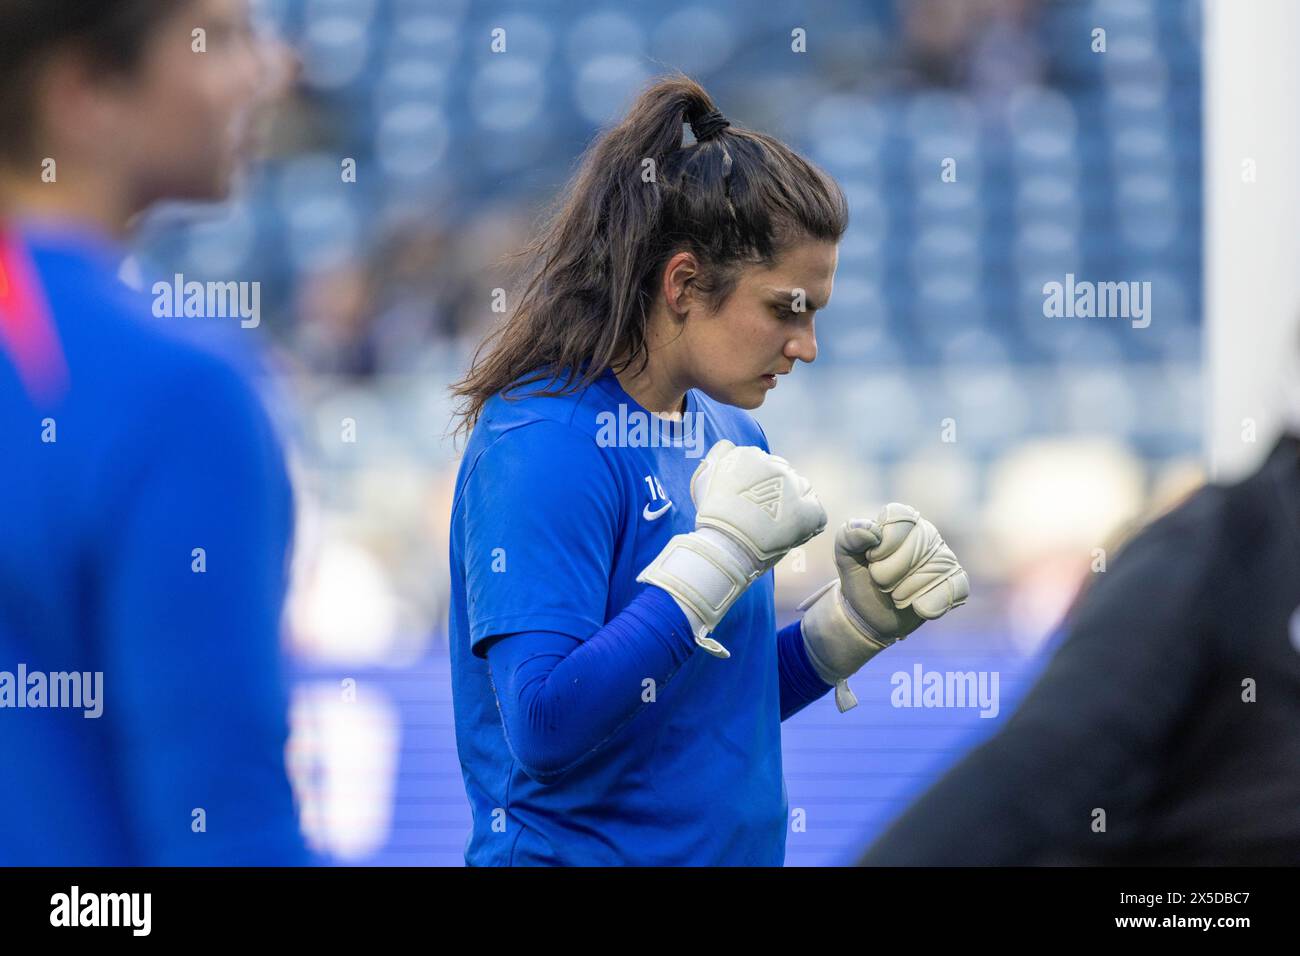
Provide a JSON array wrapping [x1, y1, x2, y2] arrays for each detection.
[[448, 75, 969, 866]]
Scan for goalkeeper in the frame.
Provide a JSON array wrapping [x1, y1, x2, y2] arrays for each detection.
[[446, 76, 968, 866]]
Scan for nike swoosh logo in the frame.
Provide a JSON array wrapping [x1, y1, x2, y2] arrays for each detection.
[[643, 501, 673, 521]]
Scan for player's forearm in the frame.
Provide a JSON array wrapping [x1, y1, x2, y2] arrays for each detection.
[[777, 619, 834, 721], [488, 586, 698, 782]]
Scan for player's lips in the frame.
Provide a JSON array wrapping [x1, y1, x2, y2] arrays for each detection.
[[760, 373, 778, 389]]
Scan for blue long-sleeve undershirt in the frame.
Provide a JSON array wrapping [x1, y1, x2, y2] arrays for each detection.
[[778, 616, 837, 721], [483, 585, 834, 783]]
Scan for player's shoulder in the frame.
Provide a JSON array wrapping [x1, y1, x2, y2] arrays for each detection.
[[1099, 459, 1252, 597], [1217, 433, 1298, 511], [108, 304, 272, 425], [464, 372, 614, 478], [1067, 452, 1283, 640], [1137, 438, 1292, 555], [478, 369, 603, 432], [1111, 482, 1220, 574], [86, 317, 282, 477], [20, 227, 268, 414], [1199, 433, 1299, 564]]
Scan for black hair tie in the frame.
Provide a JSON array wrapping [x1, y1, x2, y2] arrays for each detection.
[[690, 109, 730, 143]]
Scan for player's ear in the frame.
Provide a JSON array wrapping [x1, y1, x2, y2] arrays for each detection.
[[662, 251, 699, 317]]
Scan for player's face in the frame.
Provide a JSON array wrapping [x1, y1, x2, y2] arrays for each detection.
[[112, 0, 269, 204], [686, 239, 837, 409]]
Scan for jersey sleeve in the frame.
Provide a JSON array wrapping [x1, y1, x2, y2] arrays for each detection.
[[778, 619, 833, 720], [98, 349, 308, 865], [462, 419, 623, 656], [486, 586, 696, 783]]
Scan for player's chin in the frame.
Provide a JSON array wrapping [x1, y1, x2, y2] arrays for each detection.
[[180, 141, 246, 200], [701, 378, 768, 409], [730, 384, 768, 410], [176, 163, 240, 203]]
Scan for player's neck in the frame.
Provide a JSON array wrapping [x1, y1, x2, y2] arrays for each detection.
[[614, 361, 687, 421], [0, 163, 136, 240]]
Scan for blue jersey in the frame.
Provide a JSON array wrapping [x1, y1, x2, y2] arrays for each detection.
[[0, 219, 307, 865], [449, 366, 787, 865]]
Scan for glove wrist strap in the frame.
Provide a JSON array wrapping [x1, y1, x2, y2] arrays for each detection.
[[637, 528, 764, 658], [797, 578, 898, 712]]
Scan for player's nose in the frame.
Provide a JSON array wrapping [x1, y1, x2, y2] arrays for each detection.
[[785, 322, 817, 364]]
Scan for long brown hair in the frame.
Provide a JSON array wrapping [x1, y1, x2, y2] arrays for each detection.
[[450, 73, 849, 438]]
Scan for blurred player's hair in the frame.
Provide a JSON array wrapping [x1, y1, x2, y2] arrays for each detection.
[[0, 0, 187, 164], [450, 72, 848, 437]]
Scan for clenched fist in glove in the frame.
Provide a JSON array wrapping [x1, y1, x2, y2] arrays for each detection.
[[797, 503, 969, 712], [638, 439, 826, 658]]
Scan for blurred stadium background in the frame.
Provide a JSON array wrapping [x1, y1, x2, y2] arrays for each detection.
[[121, 0, 1207, 864]]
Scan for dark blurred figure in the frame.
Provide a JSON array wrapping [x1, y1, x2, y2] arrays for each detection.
[[861, 430, 1300, 865], [0, 0, 310, 863], [894, 0, 1044, 96]]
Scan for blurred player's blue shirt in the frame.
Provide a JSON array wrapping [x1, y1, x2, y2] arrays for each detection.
[[449, 367, 787, 865], [0, 219, 308, 865]]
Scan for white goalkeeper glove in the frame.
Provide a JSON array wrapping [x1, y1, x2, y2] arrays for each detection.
[[638, 439, 826, 658], [798, 503, 969, 712]]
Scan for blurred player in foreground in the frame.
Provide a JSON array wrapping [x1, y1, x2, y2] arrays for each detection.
[[861, 423, 1300, 865], [447, 75, 970, 866], [0, 0, 309, 864]]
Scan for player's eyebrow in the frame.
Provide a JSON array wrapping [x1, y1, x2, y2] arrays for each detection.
[[764, 287, 827, 311]]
